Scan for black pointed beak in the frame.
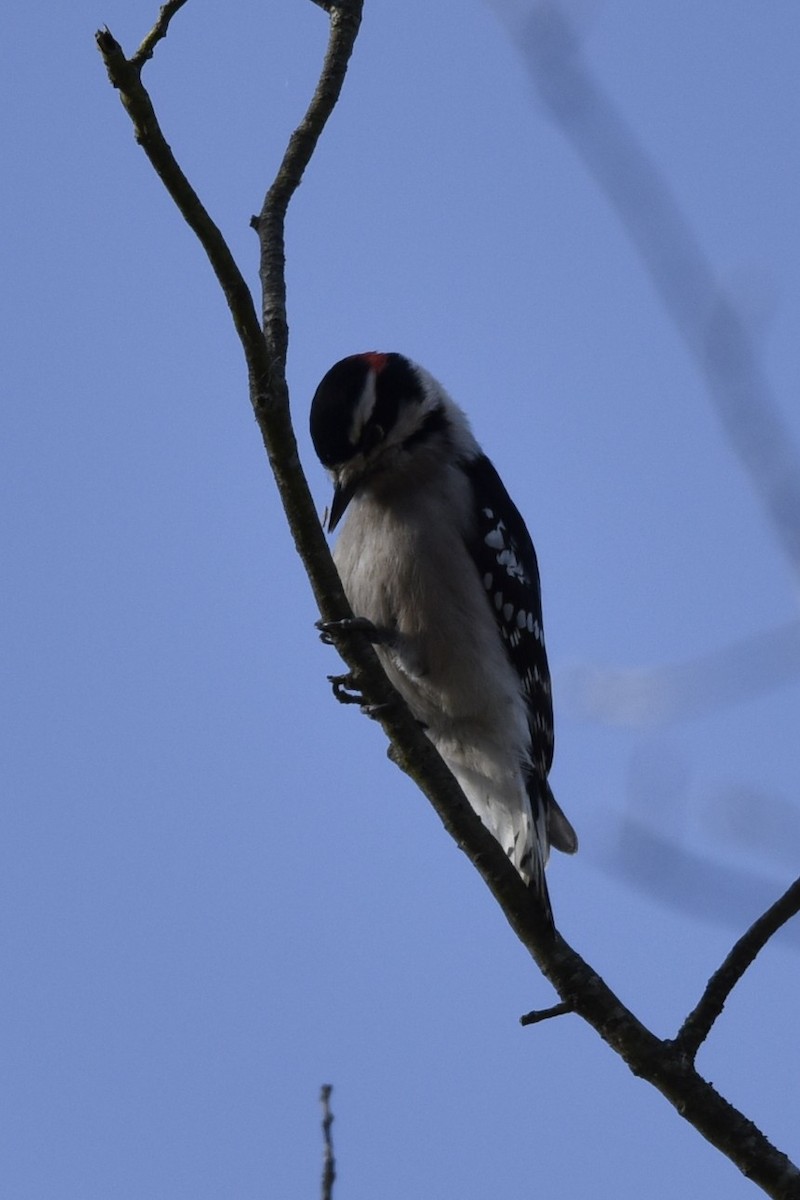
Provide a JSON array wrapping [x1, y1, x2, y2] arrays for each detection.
[[327, 476, 358, 533]]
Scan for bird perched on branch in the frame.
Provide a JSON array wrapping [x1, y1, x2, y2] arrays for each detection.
[[310, 352, 576, 926]]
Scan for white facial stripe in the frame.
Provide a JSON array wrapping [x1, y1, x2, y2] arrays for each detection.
[[347, 371, 378, 447]]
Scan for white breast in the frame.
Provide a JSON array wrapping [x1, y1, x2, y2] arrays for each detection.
[[332, 463, 531, 764]]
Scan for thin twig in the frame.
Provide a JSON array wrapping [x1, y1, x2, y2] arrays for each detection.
[[520, 1000, 574, 1026], [131, 0, 190, 68], [676, 875, 800, 1061], [256, 0, 363, 375], [320, 1085, 336, 1200], [95, 27, 265, 376], [96, 12, 348, 621]]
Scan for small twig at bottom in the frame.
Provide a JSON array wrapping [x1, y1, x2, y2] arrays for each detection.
[[320, 1084, 336, 1200], [520, 1000, 574, 1027]]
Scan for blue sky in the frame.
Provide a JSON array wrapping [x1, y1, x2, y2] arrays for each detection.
[[3, 1, 800, 1196]]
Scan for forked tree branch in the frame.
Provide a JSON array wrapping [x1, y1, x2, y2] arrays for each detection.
[[95, 24, 264, 366], [96, 5, 800, 1196], [253, 1, 363, 374], [130, 0, 189, 68], [676, 874, 800, 1061]]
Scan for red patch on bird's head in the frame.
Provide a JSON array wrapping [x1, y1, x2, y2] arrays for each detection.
[[360, 351, 388, 374]]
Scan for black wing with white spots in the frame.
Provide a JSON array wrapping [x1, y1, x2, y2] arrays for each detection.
[[462, 454, 554, 778]]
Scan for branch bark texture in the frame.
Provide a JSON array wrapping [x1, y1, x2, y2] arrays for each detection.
[[96, 6, 800, 1196]]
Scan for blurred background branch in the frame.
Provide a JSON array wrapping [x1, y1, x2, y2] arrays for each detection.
[[489, 0, 800, 930], [492, 0, 800, 573]]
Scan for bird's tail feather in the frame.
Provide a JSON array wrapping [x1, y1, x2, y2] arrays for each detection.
[[447, 762, 555, 930], [545, 784, 579, 855], [521, 791, 555, 932]]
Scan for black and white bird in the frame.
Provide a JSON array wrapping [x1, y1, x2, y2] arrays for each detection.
[[310, 352, 577, 924]]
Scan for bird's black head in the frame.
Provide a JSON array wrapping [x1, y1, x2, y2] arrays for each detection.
[[310, 352, 427, 531], [309, 352, 422, 469], [310, 352, 456, 531]]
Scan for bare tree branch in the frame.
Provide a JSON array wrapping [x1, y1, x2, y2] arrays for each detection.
[[491, 887, 800, 1198], [95, 26, 265, 373], [96, 6, 800, 1196], [520, 1000, 573, 1026], [254, 1, 362, 374], [676, 875, 800, 1061], [320, 1084, 336, 1200], [97, 3, 373, 679], [130, 0, 189, 68]]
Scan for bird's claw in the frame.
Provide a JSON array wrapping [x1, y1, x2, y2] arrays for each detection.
[[328, 672, 365, 705], [316, 617, 394, 647], [327, 673, 390, 720]]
